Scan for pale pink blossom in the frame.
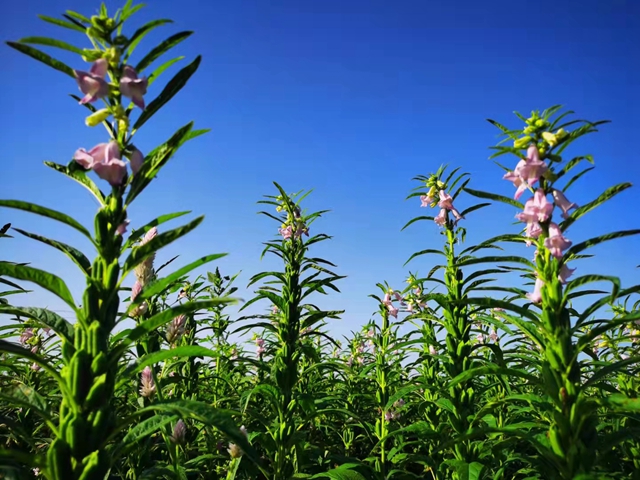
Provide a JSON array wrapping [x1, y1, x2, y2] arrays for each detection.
[[279, 225, 293, 239], [387, 304, 399, 318], [128, 148, 144, 175], [429, 345, 437, 356], [544, 223, 572, 258], [73, 143, 109, 169], [552, 189, 577, 219], [116, 219, 130, 235], [74, 59, 109, 104], [489, 330, 499, 343], [420, 195, 434, 207], [434, 208, 447, 226], [91, 141, 128, 187], [517, 189, 553, 224], [139, 366, 156, 397], [558, 264, 576, 284], [437, 190, 464, 222], [19, 328, 34, 345], [527, 277, 544, 304], [170, 420, 186, 444], [504, 146, 548, 199], [166, 315, 187, 344], [120, 65, 148, 109]]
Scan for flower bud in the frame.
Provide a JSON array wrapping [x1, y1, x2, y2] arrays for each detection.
[[535, 118, 546, 128], [514, 136, 532, 149], [85, 108, 111, 127], [541, 131, 558, 147]]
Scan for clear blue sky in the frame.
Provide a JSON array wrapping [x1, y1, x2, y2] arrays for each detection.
[[2, 0, 639, 341]]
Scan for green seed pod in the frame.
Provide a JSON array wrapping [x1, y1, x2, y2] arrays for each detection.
[[61, 338, 76, 362], [91, 351, 108, 376], [78, 450, 104, 480], [548, 426, 564, 457], [48, 439, 73, 480], [67, 414, 90, 458], [84, 373, 107, 410], [70, 350, 93, 404]]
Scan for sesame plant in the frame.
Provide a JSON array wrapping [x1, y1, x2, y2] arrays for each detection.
[[0, 2, 256, 479], [1, 3, 640, 480]]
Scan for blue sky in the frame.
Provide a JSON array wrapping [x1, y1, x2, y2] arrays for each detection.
[[1, 0, 639, 343]]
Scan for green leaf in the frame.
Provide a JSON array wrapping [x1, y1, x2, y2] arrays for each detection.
[[0, 262, 76, 310], [136, 31, 194, 73], [13, 228, 91, 274], [0, 200, 93, 241], [124, 211, 192, 248], [566, 229, 640, 257], [0, 306, 74, 344], [110, 414, 178, 459], [561, 183, 632, 231], [44, 161, 106, 206], [448, 364, 539, 388], [132, 56, 202, 132], [148, 56, 184, 86], [126, 345, 220, 376], [113, 300, 233, 357], [401, 215, 435, 231], [404, 249, 445, 267], [6, 41, 75, 77], [37, 14, 86, 32], [599, 394, 640, 412], [122, 216, 204, 276], [126, 124, 209, 205], [129, 400, 261, 465], [18, 36, 83, 55], [137, 253, 227, 301], [311, 470, 366, 480], [464, 187, 524, 209], [125, 19, 174, 57]]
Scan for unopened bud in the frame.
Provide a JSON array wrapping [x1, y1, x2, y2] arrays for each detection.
[[541, 131, 558, 147], [513, 136, 531, 149], [85, 108, 111, 127]]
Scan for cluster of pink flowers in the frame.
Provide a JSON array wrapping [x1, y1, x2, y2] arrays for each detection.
[[383, 290, 405, 318], [74, 58, 148, 109], [139, 366, 156, 398], [72, 59, 148, 187], [278, 222, 309, 240], [255, 337, 266, 357], [476, 328, 499, 344], [384, 398, 405, 422], [421, 190, 464, 226], [166, 314, 187, 344], [504, 144, 579, 303]]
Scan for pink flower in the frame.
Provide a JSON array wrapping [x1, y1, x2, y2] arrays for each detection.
[[279, 225, 293, 239], [503, 161, 530, 200], [527, 277, 544, 304], [74, 143, 109, 169], [120, 65, 148, 109], [131, 280, 143, 302], [74, 59, 109, 104], [477, 333, 486, 344], [552, 189, 578, 219], [558, 263, 575, 284], [517, 189, 554, 224], [525, 221, 543, 246], [504, 146, 548, 199], [437, 191, 464, 223], [128, 148, 144, 175], [383, 292, 391, 304], [387, 304, 399, 318], [489, 330, 499, 343], [116, 219, 130, 235], [166, 315, 187, 344], [544, 223, 572, 258], [139, 366, 156, 397], [142, 227, 158, 245], [420, 195, 434, 207], [170, 420, 186, 445], [255, 338, 265, 348], [93, 141, 127, 187], [19, 328, 34, 345], [519, 145, 548, 186], [434, 208, 447, 226], [428, 345, 437, 356]]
